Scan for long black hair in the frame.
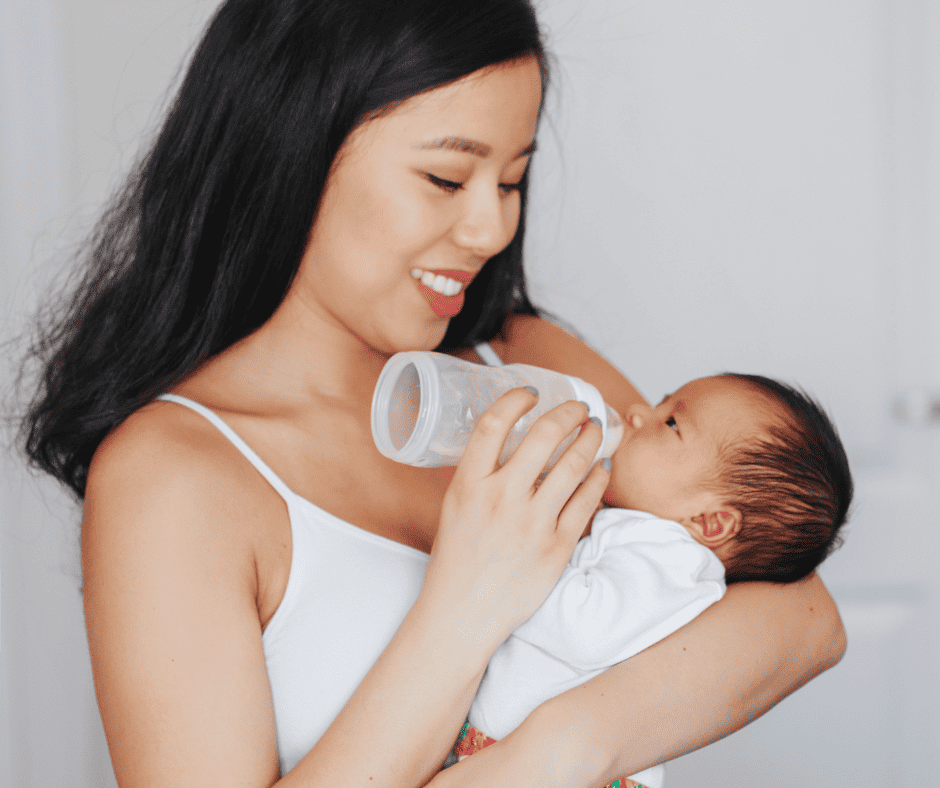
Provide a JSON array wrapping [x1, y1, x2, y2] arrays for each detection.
[[22, 0, 548, 499]]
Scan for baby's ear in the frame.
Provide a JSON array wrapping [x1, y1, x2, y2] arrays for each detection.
[[686, 507, 742, 548]]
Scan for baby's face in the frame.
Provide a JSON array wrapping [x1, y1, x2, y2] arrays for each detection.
[[603, 376, 770, 521]]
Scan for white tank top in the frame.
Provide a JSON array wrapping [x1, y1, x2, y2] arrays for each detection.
[[156, 343, 500, 777]]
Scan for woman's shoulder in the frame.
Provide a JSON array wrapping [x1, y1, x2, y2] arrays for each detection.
[[491, 314, 648, 413], [84, 397, 284, 567], [89, 397, 244, 496], [492, 313, 613, 369]]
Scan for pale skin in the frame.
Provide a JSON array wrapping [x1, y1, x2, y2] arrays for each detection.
[[82, 57, 846, 788]]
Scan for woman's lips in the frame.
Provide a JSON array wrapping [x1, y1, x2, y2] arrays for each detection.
[[423, 287, 465, 318], [412, 268, 475, 318]]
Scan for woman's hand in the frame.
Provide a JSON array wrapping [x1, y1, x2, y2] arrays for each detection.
[[422, 387, 611, 657], [305, 390, 611, 787]]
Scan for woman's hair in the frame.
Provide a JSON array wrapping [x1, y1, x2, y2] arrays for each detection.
[[714, 374, 853, 584], [22, 0, 548, 499]]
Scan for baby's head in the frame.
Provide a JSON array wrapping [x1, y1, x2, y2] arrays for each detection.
[[603, 374, 853, 584]]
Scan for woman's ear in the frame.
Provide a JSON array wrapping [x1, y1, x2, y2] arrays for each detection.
[[685, 507, 742, 548]]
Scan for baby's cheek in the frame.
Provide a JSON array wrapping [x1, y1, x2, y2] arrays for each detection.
[[601, 462, 632, 510]]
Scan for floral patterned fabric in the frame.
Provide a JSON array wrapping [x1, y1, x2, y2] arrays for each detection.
[[451, 723, 646, 788]]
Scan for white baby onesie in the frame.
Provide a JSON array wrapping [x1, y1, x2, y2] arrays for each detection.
[[469, 508, 726, 787]]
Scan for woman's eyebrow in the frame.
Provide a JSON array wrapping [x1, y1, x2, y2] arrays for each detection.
[[414, 136, 537, 159]]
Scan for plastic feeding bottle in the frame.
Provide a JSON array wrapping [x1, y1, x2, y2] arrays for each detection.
[[371, 351, 623, 470]]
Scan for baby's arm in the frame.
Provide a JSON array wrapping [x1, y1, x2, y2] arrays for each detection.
[[512, 512, 725, 670]]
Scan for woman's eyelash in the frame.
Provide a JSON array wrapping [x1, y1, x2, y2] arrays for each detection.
[[426, 174, 463, 193], [665, 416, 679, 433], [425, 174, 522, 195]]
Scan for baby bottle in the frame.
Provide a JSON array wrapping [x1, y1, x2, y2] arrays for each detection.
[[371, 351, 623, 470]]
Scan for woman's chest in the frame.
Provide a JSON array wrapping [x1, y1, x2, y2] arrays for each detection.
[[262, 488, 432, 776], [298, 458, 456, 554], [242, 408, 457, 555], [244, 410, 453, 631]]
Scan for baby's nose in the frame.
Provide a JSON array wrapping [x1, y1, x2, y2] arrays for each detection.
[[625, 402, 653, 429]]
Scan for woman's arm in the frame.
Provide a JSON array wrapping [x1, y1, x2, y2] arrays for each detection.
[[83, 390, 609, 788], [488, 314, 650, 415], [429, 572, 844, 787]]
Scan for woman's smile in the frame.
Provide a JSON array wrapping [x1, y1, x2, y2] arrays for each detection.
[[410, 268, 477, 317]]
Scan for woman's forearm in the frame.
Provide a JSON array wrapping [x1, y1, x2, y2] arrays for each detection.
[[285, 592, 489, 787], [428, 572, 845, 788], [543, 572, 845, 785]]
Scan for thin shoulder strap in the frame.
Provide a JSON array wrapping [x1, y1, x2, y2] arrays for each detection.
[[155, 394, 294, 501], [474, 341, 504, 367]]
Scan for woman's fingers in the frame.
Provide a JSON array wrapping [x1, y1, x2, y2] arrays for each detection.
[[451, 387, 541, 482], [498, 398, 594, 487], [553, 454, 610, 545], [430, 392, 611, 644], [533, 415, 609, 543]]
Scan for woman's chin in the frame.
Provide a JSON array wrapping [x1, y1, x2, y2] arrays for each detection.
[[364, 319, 451, 358]]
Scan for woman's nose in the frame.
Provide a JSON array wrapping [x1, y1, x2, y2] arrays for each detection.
[[452, 188, 519, 257]]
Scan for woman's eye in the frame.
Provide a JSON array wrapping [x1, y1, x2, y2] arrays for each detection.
[[499, 181, 523, 196], [426, 174, 463, 193], [665, 416, 679, 433]]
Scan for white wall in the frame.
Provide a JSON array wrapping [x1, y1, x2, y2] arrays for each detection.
[[2, 1, 937, 785], [527, 1, 940, 784], [0, 2, 220, 785], [1, 3, 99, 785], [531, 0, 907, 455]]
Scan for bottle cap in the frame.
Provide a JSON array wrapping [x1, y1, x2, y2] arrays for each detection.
[[371, 352, 441, 465], [565, 375, 623, 462]]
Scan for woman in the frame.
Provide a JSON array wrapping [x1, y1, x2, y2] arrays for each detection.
[[23, 1, 845, 786]]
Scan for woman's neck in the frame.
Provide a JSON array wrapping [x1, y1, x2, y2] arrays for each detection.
[[214, 290, 395, 404]]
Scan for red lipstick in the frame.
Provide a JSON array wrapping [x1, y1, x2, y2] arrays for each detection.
[[413, 269, 475, 319]]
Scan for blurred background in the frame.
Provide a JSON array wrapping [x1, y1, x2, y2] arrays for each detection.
[[1, 0, 937, 785]]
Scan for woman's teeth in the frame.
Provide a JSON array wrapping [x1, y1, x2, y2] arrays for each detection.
[[411, 268, 464, 297]]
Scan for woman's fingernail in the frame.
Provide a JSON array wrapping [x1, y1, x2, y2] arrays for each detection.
[[589, 416, 602, 427], [524, 385, 539, 396], [601, 458, 612, 472], [577, 400, 590, 412]]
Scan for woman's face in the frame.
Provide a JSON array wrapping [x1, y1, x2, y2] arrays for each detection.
[[293, 56, 543, 355]]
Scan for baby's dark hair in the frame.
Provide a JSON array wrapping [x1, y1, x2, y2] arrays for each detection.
[[714, 374, 853, 584]]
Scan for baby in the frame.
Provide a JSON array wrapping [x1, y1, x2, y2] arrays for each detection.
[[452, 372, 854, 788]]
